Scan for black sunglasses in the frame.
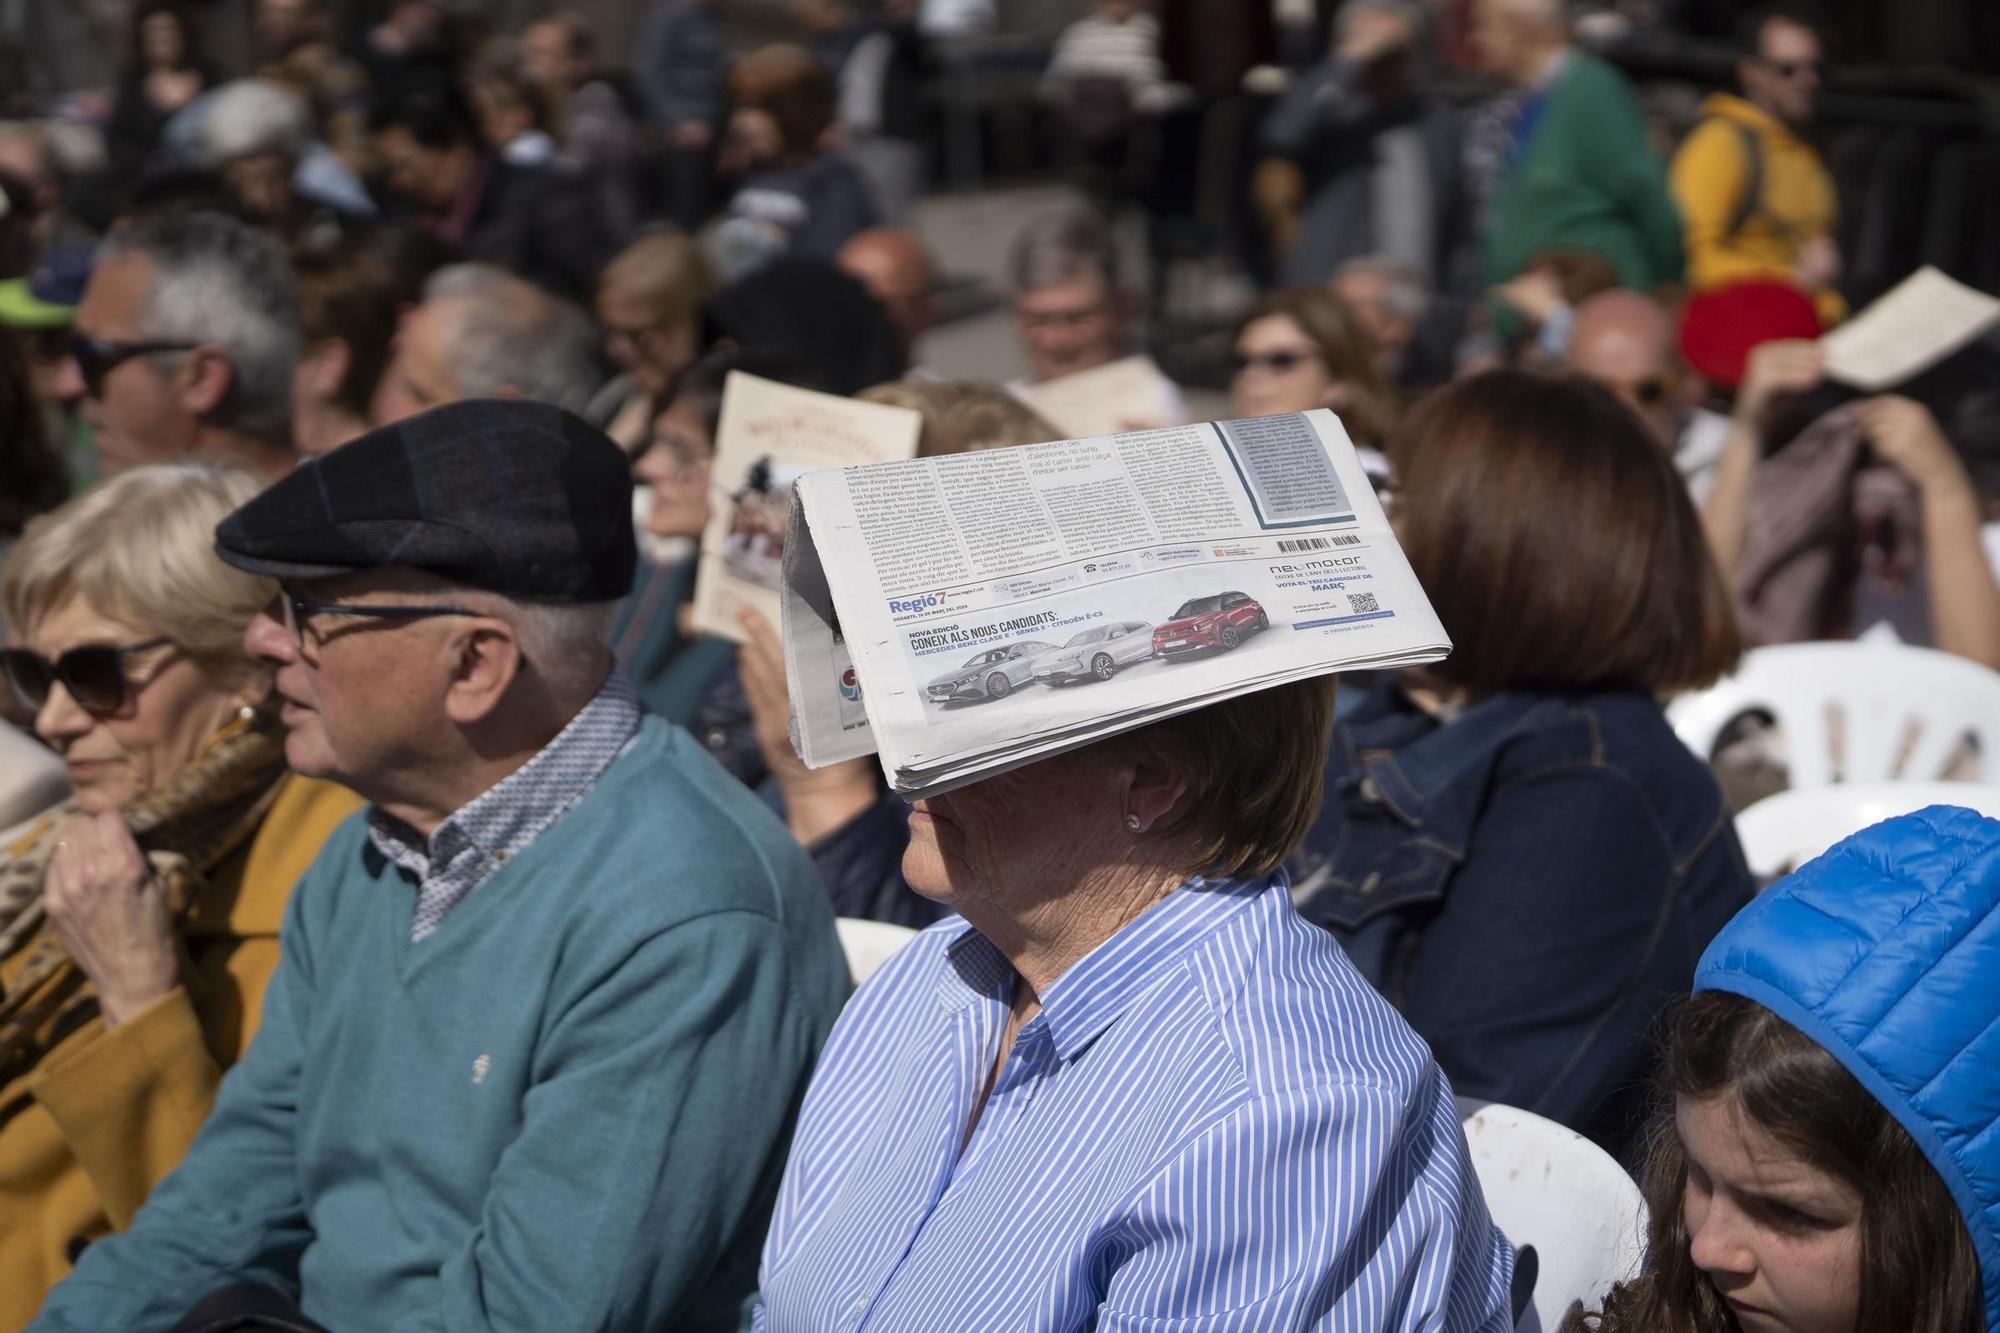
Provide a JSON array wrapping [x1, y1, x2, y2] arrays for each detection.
[[1762, 57, 1822, 79], [1, 637, 174, 718], [71, 334, 201, 397], [1231, 349, 1321, 376], [279, 589, 483, 649]]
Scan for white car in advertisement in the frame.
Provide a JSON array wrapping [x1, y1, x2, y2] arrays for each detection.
[[924, 640, 1058, 702], [1030, 621, 1155, 685]]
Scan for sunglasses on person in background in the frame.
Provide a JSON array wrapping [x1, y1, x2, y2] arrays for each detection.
[[70, 334, 200, 397], [0, 638, 175, 718], [1607, 373, 1678, 407], [1230, 349, 1322, 376], [278, 588, 483, 650], [1761, 57, 1821, 79]]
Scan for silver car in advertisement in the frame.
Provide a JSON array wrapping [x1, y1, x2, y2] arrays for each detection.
[[1030, 621, 1155, 685], [924, 640, 1058, 703]]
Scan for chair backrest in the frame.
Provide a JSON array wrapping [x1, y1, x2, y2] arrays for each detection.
[[1735, 782, 2000, 879], [835, 918, 919, 986], [1666, 642, 2000, 788], [1457, 1098, 1647, 1333]]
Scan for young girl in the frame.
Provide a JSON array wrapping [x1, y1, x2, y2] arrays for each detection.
[[1568, 805, 1998, 1333]]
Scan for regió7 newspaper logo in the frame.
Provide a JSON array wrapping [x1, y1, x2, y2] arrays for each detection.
[[887, 590, 950, 615]]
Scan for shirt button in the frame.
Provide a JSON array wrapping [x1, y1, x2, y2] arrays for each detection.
[[1358, 775, 1383, 803], [706, 728, 729, 750]]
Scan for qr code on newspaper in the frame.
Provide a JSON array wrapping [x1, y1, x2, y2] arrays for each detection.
[[1347, 593, 1379, 614]]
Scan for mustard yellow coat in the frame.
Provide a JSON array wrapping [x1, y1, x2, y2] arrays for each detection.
[[0, 774, 361, 1331]]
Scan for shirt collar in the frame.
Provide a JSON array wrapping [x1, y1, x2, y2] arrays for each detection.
[[938, 876, 1271, 1062], [368, 670, 642, 876]]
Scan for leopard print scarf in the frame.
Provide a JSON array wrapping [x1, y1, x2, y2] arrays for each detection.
[[0, 714, 288, 1086]]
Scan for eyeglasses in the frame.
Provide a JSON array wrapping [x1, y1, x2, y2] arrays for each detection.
[[1, 637, 175, 718], [1017, 306, 1113, 332], [70, 334, 200, 397], [1593, 372, 1679, 407], [1231, 349, 1322, 376], [279, 589, 483, 650]]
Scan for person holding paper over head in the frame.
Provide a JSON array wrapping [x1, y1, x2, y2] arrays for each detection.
[[754, 482, 1516, 1322], [1287, 370, 1755, 1163]]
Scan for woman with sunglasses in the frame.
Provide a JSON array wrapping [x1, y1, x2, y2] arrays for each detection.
[[0, 463, 360, 1326], [1229, 288, 1398, 449]]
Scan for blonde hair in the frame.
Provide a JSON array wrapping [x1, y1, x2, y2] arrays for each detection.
[[599, 228, 717, 330], [857, 380, 1060, 458], [3, 464, 274, 688]]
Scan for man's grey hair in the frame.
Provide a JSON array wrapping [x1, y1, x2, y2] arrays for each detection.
[[1009, 205, 1121, 295], [398, 579, 619, 704], [102, 210, 301, 443], [201, 80, 314, 166], [422, 264, 602, 413], [1335, 255, 1430, 322]]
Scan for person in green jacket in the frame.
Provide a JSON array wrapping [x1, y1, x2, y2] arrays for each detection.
[[1472, 0, 1683, 300], [29, 400, 851, 1333]]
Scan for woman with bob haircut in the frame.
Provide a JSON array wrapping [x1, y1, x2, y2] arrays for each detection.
[[753, 677, 1517, 1326], [1567, 805, 1997, 1333], [1288, 368, 1755, 1161], [593, 228, 718, 455], [0, 464, 360, 1324], [1229, 287, 1398, 449]]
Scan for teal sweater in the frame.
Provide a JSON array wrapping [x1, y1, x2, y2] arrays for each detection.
[[32, 715, 850, 1333], [1483, 50, 1684, 294]]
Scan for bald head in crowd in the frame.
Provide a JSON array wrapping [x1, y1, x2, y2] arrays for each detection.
[[838, 228, 936, 359], [1567, 289, 1679, 444], [372, 264, 602, 424]]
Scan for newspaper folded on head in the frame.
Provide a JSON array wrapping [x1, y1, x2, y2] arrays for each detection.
[[780, 409, 1450, 797], [690, 372, 924, 644], [1820, 266, 2000, 392]]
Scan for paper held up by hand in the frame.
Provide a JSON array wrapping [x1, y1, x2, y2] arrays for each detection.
[[1819, 266, 2000, 392], [689, 372, 922, 644], [1010, 355, 1185, 439], [779, 409, 1452, 798]]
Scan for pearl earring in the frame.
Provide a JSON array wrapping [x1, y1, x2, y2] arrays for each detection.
[[1124, 813, 1143, 832], [238, 704, 258, 722]]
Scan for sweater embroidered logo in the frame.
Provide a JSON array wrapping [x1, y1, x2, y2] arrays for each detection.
[[472, 1055, 491, 1084]]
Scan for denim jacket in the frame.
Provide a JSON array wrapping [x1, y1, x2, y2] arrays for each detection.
[[1289, 683, 1752, 1160]]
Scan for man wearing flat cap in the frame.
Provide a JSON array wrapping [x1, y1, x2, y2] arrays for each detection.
[[31, 401, 851, 1333]]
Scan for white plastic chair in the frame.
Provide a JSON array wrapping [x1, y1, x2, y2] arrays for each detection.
[[1735, 781, 2000, 879], [835, 918, 918, 986], [1456, 1098, 1647, 1333], [1667, 642, 2000, 787]]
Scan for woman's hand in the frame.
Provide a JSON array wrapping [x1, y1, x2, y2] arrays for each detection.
[[1858, 395, 1967, 494], [44, 812, 180, 1027], [1734, 338, 1824, 427], [737, 610, 880, 846]]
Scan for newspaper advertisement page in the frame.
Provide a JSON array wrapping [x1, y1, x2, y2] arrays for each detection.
[[691, 372, 922, 644], [780, 504, 877, 766], [1820, 266, 2000, 391], [785, 409, 1449, 794]]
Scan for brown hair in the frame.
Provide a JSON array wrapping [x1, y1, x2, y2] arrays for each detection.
[[858, 380, 1059, 458], [290, 239, 401, 418], [1565, 991, 1983, 1333], [730, 45, 836, 164], [1390, 369, 1740, 694], [1236, 288, 1398, 445], [1102, 676, 1338, 881]]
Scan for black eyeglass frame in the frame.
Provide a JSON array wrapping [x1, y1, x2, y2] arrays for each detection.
[[70, 334, 203, 396], [0, 636, 175, 718], [279, 590, 485, 649]]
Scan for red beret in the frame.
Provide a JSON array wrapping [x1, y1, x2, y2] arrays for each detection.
[[1678, 280, 1823, 389]]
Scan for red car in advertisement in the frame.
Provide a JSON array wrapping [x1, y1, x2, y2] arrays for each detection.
[[1152, 591, 1269, 658]]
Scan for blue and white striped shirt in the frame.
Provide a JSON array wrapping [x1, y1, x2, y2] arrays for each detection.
[[755, 875, 1514, 1332]]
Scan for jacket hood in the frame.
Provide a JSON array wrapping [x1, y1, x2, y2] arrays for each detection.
[[1694, 804, 2000, 1329]]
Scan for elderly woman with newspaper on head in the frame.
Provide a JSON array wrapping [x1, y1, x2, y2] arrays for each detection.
[[753, 409, 1518, 1332]]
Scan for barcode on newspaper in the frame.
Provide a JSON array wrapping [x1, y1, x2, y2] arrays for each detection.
[[1277, 535, 1361, 553], [1347, 593, 1380, 614]]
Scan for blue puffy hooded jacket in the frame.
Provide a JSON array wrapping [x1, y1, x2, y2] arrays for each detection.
[[1694, 804, 2000, 1329]]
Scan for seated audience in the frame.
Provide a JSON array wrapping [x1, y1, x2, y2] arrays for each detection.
[[710, 44, 879, 281], [592, 228, 717, 453], [465, 59, 559, 169], [288, 238, 400, 457], [64, 210, 300, 482], [107, 2, 213, 178], [195, 79, 374, 236], [756, 677, 1515, 1329], [0, 325, 68, 571], [1256, 0, 1458, 290], [795, 0, 930, 224], [1565, 288, 1733, 503], [638, 0, 727, 231], [1567, 806, 1996, 1332], [1288, 370, 1754, 1159], [29, 402, 849, 1333], [1038, 0, 1178, 213], [837, 227, 938, 367], [371, 261, 602, 423], [1229, 288, 1397, 451], [520, 13, 652, 243], [1670, 2, 1842, 323], [369, 78, 614, 302], [1006, 204, 1187, 424], [0, 463, 361, 1327]]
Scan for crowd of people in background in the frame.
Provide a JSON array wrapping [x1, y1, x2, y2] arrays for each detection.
[[0, 0, 1998, 1329]]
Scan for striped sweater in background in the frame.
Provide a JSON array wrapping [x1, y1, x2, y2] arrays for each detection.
[[755, 876, 1516, 1332]]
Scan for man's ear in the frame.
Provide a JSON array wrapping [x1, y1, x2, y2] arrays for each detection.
[[304, 338, 353, 403], [441, 619, 525, 727], [494, 383, 525, 400], [1122, 738, 1190, 836], [176, 346, 235, 418]]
